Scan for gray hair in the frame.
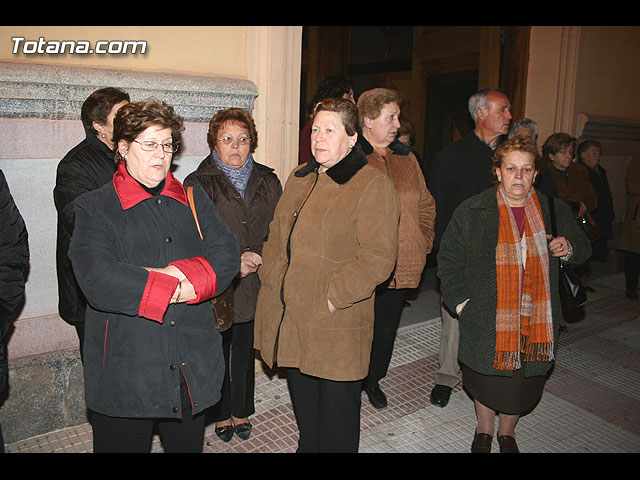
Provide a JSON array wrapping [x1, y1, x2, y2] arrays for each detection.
[[468, 88, 506, 123], [508, 118, 539, 143]]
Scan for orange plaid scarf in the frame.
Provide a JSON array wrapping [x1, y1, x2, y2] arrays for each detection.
[[494, 187, 554, 370]]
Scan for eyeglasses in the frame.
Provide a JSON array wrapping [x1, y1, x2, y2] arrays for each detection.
[[133, 140, 179, 153], [218, 135, 251, 146]]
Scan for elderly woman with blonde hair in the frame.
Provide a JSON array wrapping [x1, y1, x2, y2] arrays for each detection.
[[356, 88, 436, 410]]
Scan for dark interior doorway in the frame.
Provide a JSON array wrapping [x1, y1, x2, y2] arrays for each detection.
[[423, 69, 479, 182]]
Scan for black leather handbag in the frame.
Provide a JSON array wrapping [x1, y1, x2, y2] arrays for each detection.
[[549, 197, 587, 309]]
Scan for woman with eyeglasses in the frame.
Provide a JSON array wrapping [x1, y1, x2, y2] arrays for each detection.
[[542, 133, 598, 217], [68, 99, 241, 452], [184, 108, 282, 443], [542, 133, 599, 309]]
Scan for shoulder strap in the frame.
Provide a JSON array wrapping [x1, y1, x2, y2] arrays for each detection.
[[187, 186, 203, 240], [548, 196, 558, 237]]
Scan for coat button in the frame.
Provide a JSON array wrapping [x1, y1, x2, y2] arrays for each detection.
[[172, 407, 178, 413], [169, 320, 176, 327], [165, 236, 172, 243], [170, 364, 176, 370], [155, 198, 162, 205]]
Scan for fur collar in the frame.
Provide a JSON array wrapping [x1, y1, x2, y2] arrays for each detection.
[[296, 144, 368, 185]]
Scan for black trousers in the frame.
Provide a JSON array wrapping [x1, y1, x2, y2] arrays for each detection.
[[286, 368, 362, 453], [210, 320, 255, 422], [625, 251, 640, 292], [90, 410, 206, 453], [364, 287, 406, 388], [90, 379, 205, 453]]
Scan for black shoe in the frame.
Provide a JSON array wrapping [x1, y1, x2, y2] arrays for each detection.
[[215, 425, 234, 442], [430, 384, 452, 407], [234, 422, 252, 441], [364, 384, 388, 409]]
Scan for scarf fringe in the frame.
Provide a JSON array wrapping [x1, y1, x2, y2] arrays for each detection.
[[493, 334, 555, 371]]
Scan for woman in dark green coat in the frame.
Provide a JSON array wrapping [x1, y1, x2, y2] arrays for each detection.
[[437, 137, 591, 453]]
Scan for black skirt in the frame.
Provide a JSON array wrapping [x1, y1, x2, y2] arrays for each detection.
[[461, 363, 547, 415]]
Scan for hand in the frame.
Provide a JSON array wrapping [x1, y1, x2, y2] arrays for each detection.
[[239, 251, 262, 278], [171, 278, 197, 304], [547, 235, 572, 258]]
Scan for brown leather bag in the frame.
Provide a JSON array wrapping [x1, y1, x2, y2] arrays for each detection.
[[187, 186, 233, 332]]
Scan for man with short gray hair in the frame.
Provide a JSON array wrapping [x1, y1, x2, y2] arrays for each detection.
[[428, 88, 512, 407]]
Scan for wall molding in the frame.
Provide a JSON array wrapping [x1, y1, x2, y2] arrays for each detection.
[[577, 112, 640, 142], [0, 61, 258, 122]]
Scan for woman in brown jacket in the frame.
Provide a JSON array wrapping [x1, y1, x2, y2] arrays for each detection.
[[184, 108, 281, 443], [542, 133, 598, 215], [542, 133, 598, 298], [356, 88, 436, 409], [254, 98, 400, 452]]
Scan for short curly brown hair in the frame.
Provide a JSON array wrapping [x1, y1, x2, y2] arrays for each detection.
[[492, 136, 540, 183], [113, 98, 184, 164], [207, 108, 258, 153], [541, 132, 576, 161]]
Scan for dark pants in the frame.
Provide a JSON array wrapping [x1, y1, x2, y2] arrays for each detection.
[[90, 378, 205, 453], [625, 251, 640, 292], [211, 320, 255, 422], [90, 409, 206, 453], [364, 287, 406, 388], [286, 368, 362, 453]]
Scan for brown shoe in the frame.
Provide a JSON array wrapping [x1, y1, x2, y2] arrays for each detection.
[[498, 435, 519, 453], [471, 432, 493, 453]]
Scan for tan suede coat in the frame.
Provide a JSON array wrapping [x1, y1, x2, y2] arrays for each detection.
[[254, 147, 400, 381], [359, 137, 436, 289]]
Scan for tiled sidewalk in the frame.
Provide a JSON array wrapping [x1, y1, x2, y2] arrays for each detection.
[[6, 273, 640, 453]]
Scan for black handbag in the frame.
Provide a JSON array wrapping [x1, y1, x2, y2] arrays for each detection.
[[549, 197, 587, 309]]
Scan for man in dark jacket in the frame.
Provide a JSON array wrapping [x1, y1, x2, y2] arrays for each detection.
[[53, 87, 129, 359], [0, 170, 29, 452], [428, 88, 512, 408]]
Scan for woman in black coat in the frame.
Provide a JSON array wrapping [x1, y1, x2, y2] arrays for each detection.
[[0, 170, 29, 453], [577, 140, 615, 262], [68, 99, 240, 453], [54, 87, 130, 358], [184, 108, 281, 443]]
